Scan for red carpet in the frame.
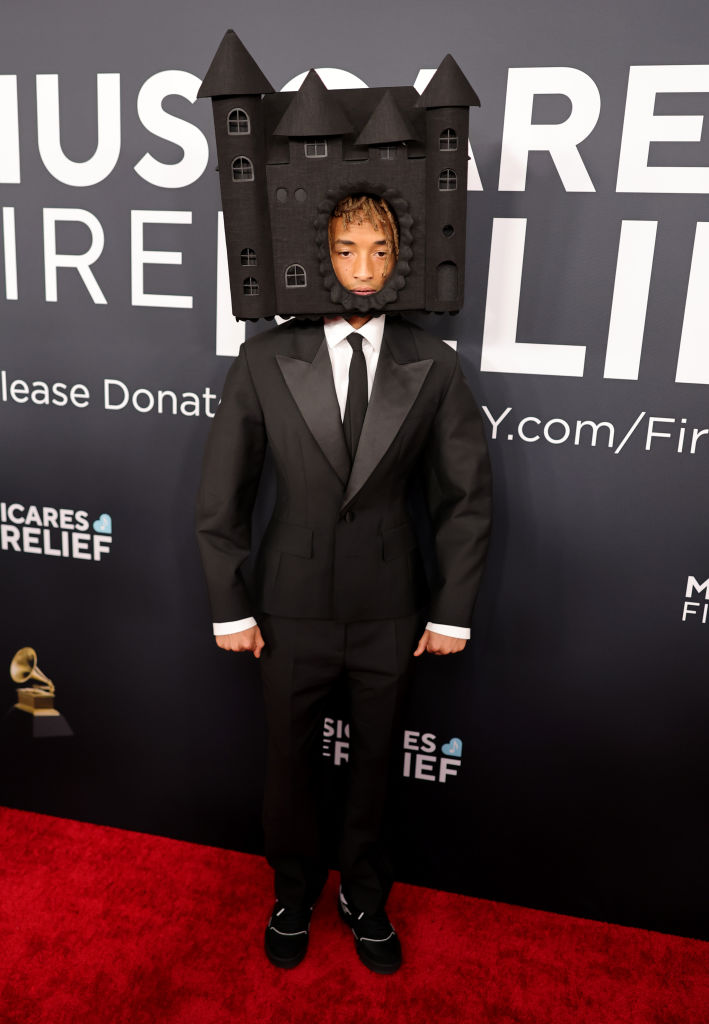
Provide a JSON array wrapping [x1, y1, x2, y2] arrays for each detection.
[[0, 807, 707, 1024]]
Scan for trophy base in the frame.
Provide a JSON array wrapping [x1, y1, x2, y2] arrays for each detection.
[[8, 704, 73, 738], [15, 688, 55, 712]]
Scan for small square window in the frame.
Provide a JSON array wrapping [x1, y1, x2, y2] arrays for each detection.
[[304, 139, 327, 158]]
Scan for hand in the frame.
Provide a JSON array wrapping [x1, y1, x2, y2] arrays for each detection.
[[215, 625, 265, 659], [413, 629, 467, 657]]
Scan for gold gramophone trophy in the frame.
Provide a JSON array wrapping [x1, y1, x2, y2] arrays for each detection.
[[9, 647, 73, 737]]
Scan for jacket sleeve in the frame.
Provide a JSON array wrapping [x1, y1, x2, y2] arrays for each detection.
[[422, 356, 492, 628], [195, 346, 267, 623]]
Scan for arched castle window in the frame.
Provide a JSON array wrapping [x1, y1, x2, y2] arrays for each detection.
[[285, 264, 307, 288], [378, 144, 397, 160], [437, 261, 458, 302], [438, 168, 457, 191], [243, 277, 259, 295], [240, 248, 257, 266], [304, 139, 327, 158], [227, 108, 250, 135], [439, 129, 458, 151], [232, 156, 254, 182]]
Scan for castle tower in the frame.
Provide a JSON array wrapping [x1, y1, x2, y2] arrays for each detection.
[[199, 32, 479, 319], [416, 55, 480, 312], [198, 30, 276, 319], [269, 70, 354, 314], [354, 90, 427, 310]]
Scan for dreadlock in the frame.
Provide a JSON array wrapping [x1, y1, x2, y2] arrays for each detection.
[[328, 195, 400, 259]]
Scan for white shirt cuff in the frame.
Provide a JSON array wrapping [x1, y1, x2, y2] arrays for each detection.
[[425, 621, 470, 640], [213, 617, 257, 636], [214, 618, 468, 639]]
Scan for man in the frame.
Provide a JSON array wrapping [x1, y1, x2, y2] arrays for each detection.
[[196, 194, 491, 974]]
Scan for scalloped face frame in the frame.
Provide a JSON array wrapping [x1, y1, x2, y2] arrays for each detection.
[[199, 31, 480, 320], [316, 184, 414, 316]]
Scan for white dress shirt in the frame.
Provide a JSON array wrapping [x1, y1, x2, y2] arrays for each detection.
[[213, 315, 470, 641], [322, 313, 384, 413]]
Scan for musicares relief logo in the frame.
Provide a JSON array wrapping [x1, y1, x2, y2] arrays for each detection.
[[323, 718, 464, 784], [0, 501, 113, 561], [682, 575, 709, 623]]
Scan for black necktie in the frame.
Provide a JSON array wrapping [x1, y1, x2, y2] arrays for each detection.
[[343, 333, 368, 462]]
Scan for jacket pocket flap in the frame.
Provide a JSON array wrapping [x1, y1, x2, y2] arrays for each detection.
[[382, 522, 417, 562], [271, 520, 313, 559]]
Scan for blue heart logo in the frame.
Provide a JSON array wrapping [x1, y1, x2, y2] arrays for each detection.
[[441, 737, 463, 758], [93, 513, 112, 534]]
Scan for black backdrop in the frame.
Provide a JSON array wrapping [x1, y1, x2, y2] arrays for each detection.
[[1, 0, 707, 940]]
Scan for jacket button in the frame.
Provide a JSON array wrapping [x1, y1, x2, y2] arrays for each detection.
[[343, 510, 354, 523]]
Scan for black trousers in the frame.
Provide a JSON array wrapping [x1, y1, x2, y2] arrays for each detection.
[[258, 613, 420, 915]]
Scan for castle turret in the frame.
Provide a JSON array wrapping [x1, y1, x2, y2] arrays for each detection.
[[416, 54, 480, 312], [274, 69, 353, 139], [355, 90, 417, 150], [198, 30, 276, 319], [269, 71, 354, 314]]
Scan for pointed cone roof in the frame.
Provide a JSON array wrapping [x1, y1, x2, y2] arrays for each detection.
[[355, 90, 418, 146], [274, 69, 353, 137], [197, 29, 274, 98], [415, 54, 480, 109]]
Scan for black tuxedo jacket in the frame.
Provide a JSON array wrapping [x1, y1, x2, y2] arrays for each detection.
[[196, 315, 492, 627]]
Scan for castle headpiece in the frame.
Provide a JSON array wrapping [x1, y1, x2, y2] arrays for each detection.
[[198, 30, 480, 320]]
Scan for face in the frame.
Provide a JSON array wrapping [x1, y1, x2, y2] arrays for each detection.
[[328, 216, 395, 297]]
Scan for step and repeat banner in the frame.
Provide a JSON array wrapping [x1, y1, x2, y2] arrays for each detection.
[[1, 1, 707, 939]]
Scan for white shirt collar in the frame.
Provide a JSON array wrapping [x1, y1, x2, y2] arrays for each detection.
[[323, 314, 386, 353]]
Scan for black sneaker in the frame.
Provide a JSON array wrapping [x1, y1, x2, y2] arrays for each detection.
[[338, 887, 402, 974], [264, 900, 313, 968]]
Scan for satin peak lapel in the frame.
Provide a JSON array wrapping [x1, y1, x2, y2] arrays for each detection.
[[342, 333, 433, 509], [276, 338, 350, 485]]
